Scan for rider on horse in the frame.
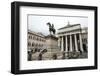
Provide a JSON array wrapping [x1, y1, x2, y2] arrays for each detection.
[[47, 22, 56, 35]]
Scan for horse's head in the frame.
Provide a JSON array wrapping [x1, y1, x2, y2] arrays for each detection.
[[47, 22, 51, 26]]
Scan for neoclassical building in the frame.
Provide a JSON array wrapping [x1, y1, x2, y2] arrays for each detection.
[[28, 30, 46, 52], [57, 23, 88, 53]]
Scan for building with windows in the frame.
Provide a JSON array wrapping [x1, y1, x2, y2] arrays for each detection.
[[57, 23, 88, 53], [28, 30, 46, 53]]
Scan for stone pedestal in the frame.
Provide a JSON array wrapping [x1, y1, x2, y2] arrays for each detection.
[[42, 35, 62, 60], [45, 35, 58, 52]]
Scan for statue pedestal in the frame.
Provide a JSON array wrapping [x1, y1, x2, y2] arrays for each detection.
[[45, 35, 58, 52], [42, 35, 62, 60]]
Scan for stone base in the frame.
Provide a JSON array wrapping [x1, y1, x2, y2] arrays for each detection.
[[42, 49, 63, 60], [67, 51, 80, 59], [30, 51, 88, 60], [45, 35, 58, 52]]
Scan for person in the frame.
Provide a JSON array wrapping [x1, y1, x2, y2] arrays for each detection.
[[62, 52, 66, 59], [38, 53, 42, 60], [28, 51, 32, 61], [52, 54, 57, 60]]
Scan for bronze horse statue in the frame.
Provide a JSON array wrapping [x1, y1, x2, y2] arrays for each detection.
[[47, 22, 56, 35]]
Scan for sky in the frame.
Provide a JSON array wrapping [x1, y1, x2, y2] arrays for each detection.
[[28, 14, 88, 36]]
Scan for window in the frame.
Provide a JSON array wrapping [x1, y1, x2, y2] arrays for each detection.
[[28, 36, 30, 39], [33, 36, 34, 40], [28, 42, 31, 46], [32, 43, 34, 47]]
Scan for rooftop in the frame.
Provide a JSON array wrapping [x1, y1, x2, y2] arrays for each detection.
[[28, 30, 45, 38], [58, 24, 81, 30]]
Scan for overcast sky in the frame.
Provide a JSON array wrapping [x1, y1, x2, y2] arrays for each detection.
[[28, 15, 88, 35]]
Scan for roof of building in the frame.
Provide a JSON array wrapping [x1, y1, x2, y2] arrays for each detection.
[[28, 30, 45, 38], [81, 27, 88, 33], [58, 24, 81, 30], [82, 27, 88, 30]]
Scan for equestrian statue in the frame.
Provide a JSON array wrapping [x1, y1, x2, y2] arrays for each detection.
[[47, 22, 56, 35]]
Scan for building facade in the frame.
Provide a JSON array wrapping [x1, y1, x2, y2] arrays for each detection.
[[28, 30, 46, 52], [57, 23, 88, 53], [81, 27, 88, 52]]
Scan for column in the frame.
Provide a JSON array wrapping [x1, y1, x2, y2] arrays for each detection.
[[61, 36, 64, 51], [74, 34, 78, 52], [70, 35, 73, 52], [58, 38, 61, 50], [66, 35, 68, 52], [58, 38, 60, 47], [79, 34, 83, 52]]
